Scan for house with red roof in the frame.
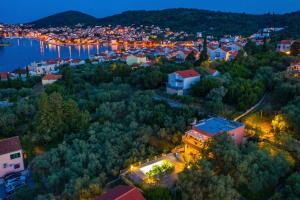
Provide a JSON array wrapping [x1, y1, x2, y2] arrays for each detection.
[[209, 68, 220, 77], [0, 72, 9, 81], [95, 185, 145, 200], [167, 68, 200, 96], [42, 74, 62, 85], [207, 47, 230, 61], [277, 40, 294, 53], [0, 137, 24, 177]]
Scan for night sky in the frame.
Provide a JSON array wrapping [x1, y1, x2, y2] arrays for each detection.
[[1, 0, 300, 23]]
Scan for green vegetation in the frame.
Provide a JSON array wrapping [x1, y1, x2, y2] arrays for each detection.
[[30, 9, 300, 37], [30, 10, 98, 28], [144, 186, 173, 200], [145, 160, 174, 178], [1, 38, 300, 199], [179, 134, 292, 200]]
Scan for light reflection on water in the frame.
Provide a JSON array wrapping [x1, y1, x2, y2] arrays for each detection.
[[0, 38, 110, 72]]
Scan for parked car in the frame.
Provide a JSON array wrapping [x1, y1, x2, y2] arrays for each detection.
[[4, 172, 26, 194]]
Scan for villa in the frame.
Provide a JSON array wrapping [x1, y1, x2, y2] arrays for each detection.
[[287, 59, 300, 77], [182, 117, 245, 162], [0, 137, 25, 177], [0, 72, 9, 81], [166, 69, 200, 96], [42, 74, 62, 85], [126, 54, 147, 66], [277, 40, 293, 54]]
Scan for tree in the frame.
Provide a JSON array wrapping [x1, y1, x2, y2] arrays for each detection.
[[144, 187, 173, 200], [281, 173, 300, 200], [191, 77, 222, 97], [272, 114, 288, 134], [205, 87, 227, 113], [282, 97, 300, 138], [143, 70, 163, 89], [225, 78, 264, 110], [186, 51, 196, 63], [198, 36, 208, 64], [62, 66, 74, 91], [179, 160, 240, 200]]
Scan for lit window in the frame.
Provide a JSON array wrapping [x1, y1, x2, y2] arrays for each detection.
[[10, 152, 21, 160]]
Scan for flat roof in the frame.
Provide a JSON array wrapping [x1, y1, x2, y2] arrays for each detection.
[[194, 117, 244, 135]]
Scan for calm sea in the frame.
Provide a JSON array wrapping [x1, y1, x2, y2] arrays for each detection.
[[0, 38, 109, 72]]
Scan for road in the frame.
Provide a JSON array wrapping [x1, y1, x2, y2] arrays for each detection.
[[234, 93, 267, 122]]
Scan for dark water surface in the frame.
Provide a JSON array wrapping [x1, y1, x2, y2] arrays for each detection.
[[0, 38, 108, 72]]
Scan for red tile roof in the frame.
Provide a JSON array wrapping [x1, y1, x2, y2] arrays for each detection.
[[209, 69, 217, 75], [0, 72, 9, 80], [176, 69, 200, 78], [0, 137, 22, 155], [42, 74, 62, 81], [95, 186, 145, 200], [280, 40, 293, 45]]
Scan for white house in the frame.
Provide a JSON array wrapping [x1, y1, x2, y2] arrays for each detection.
[[126, 54, 147, 66], [70, 59, 85, 67], [277, 40, 293, 53], [29, 60, 62, 75], [42, 74, 62, 85], [208, 47, 229, 61], [209, 69, 221, 77], [0, 137, 25, 177], [167, 69, 200, 96]]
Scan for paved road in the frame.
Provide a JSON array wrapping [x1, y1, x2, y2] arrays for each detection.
[[0, 170, 30, 200], [153, 95, 183, 108], [234, 93, 267, 121], [0, 183, 6, 200]]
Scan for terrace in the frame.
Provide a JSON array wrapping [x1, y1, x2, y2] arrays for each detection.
[[123, 153, 185, 188]]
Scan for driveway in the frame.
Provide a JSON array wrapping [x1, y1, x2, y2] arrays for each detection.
[[0, 170, 30, 200], [0, 182, 6, 200]]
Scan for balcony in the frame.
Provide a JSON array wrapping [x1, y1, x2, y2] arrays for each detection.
[[167, 83, 183, 90], [182, 135, 203, 151]]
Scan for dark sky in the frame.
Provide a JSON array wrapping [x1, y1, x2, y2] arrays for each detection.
[[1, 0, 300, 23]]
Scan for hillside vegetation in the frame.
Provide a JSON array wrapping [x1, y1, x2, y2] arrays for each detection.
[[29, 9, 300, 37]]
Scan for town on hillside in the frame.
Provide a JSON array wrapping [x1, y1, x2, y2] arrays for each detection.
[[0, 9, 300, 200]]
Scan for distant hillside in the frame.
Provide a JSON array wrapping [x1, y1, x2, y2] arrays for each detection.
[[30, 11, 98, 27], [29, 9, 300, 37]]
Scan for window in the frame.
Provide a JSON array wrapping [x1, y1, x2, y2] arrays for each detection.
[[14, 164, 20, 169], [3, 163, 7, 168], [10, 152, 21, 160]]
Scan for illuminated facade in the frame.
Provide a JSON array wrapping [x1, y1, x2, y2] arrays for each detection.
[[183, 117, 245, 162]]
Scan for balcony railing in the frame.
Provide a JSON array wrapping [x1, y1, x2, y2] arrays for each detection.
[[167, 83, 183, 90], [182, 135, 203, 151]]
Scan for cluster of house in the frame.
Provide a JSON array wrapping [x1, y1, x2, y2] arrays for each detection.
[[3, 23, 270, 66]]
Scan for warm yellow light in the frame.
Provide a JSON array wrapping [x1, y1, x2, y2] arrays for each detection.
[[286, 51, 291, 55]]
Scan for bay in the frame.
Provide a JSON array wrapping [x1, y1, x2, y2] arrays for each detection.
[[0, 38, 108, 72]]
